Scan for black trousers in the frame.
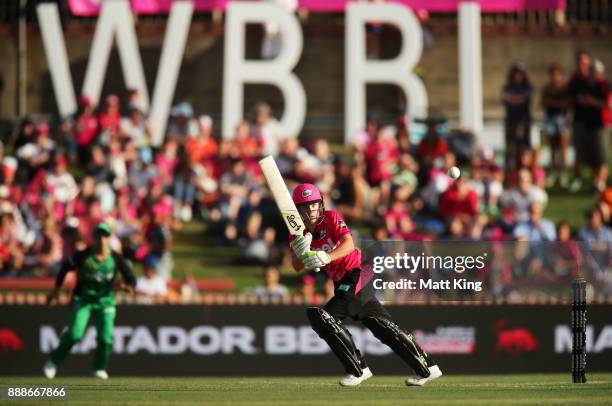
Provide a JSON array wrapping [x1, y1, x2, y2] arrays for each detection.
[[322, 268, 435, 372], [324, 268, 391, 322]]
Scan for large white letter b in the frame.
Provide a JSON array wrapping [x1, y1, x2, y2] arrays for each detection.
[[345, 3, 427, 145]]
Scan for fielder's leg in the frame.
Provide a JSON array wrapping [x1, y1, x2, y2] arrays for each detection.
[[45, 300, 92, 378], [92, 301, 116, 378]]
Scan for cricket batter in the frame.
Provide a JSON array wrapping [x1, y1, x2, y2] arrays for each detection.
[[291, 184, 442, 386], [43, 223, 136, 380]]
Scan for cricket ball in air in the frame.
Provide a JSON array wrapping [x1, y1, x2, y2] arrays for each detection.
[[448, 166, 461, 180]]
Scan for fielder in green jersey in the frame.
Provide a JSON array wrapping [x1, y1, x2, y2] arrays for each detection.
[[44, 223, 136, 379]]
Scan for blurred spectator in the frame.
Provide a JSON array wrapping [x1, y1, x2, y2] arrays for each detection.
[[0, 204, 25, 276], [251, 103, 282, 157], [601, 182, 612, 223], [503, 169, 547, 223], [167, 102, 198, 139], [13, 117, 36, 151], [469, 148, 503, 216], [419, 151, 455, 216], [298, 274, 321, 304], [392, 153, 419, 203], [135, 256, 168, 300], [98, 94, 121, 135], [67, 95, 98, 164], [235, 188, 281, 264], [331, 160, 368, 222], [124, 88, 146, 113], [438, 175, 479, 224], [551, 220, 581, 279], [86, 145, 115, 213], [156, 139, 179, 187], [143, 195, 174, 280], [16, 123, 54, 182], [46, 155, 78, 222], [1, 157, 21, 204], [395, 116, 411, 154], [513, 202, 556, 242], [507, 148, 546, 189], [372, 222, 389, 241], [442, 216, 467, 240], [502, 62, 533, 173], [30, 218, 63, 276], [541, 63, 571, 187], [173, 145, 197, 223], [569, 51, 608, 192], [364, 127, 398, 212], [234, 120, 262, 164], [577, 207, 612, 281], [186, 115, 218, 169], [353, 114, 381, 155], [179, 270, 199, 302], [128, 155, 157, 199], [578, 207, 612, 243], [593, 59, 610, 191], [416, 116, 448, 173], [86, 145, 112, 184], [311, 139, 335, 193], [384, 199, 411, 239], [252, 265, 289, 298], [120, 104, 150, 153], [112, 187, 141, 242]]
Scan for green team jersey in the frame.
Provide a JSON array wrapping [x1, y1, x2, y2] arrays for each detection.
[[55, 248, 136, 303]]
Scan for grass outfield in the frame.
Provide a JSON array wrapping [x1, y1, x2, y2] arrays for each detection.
[[1, 374, 612, 405]]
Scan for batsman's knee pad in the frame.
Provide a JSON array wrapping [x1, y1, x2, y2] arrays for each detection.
[[363, 316, 430, 377], [306, 307, 363, 376]]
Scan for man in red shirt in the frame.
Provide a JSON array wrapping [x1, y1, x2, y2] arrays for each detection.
[[363, 128, 398, 212], [416, 118, 448, 166], [439, 175, 480, 224], [290, 183, 442, 387]]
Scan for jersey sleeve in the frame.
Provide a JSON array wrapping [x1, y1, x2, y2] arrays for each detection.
[[113, 252, 137, 288], [328, 210, 352, 240], [54, 250, 83, 289]]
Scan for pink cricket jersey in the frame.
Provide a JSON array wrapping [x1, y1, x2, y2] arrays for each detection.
[[291, 209, 362, 281]]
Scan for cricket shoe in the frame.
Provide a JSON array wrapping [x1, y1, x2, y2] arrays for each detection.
[[339, 367, 373, 386], [43, 360, 57, 379], [405, 365, 442, 387], [93, 370, 109, 380]]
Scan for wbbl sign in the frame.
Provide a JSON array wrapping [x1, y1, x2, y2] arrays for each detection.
[[37, 0, 484, 145], [0, 304, 610, 376]]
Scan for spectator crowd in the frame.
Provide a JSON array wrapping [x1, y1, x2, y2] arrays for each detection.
[[0, 50, 611, 303]]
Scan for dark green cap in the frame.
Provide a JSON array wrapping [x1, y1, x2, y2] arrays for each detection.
[[93, 223, 112, 238]]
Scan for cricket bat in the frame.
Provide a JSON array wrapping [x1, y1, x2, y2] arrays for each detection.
[[258, 156, 320, 272], [258, 155, 305, 236]]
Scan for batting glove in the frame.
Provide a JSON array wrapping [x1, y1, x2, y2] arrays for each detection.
[[291, 233, 313, 257], [301, 250, 332, 270]]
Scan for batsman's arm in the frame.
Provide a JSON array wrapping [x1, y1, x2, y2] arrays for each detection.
[[328, 234, 355, 262]]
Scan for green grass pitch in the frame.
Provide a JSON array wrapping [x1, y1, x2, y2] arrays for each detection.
[[1, 374, 611, 405]]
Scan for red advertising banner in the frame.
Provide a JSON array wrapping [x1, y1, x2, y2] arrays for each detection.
[[67, 0, 566, 17]]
